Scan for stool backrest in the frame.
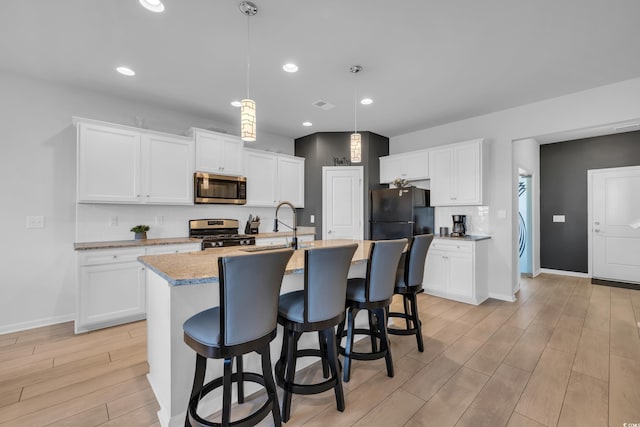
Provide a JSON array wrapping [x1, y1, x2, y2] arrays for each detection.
[[305, 244, 358, 323], [403, 234, 434, 287], [366, 239, 407, 302], [218, 249, 293, 346]]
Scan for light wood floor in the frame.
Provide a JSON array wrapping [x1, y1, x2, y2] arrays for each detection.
[[1, 274, 640, 426]]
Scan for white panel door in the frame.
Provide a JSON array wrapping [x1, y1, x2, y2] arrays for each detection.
[[142, 134, 194, 204], [591, 166, 640, 284], [322, 166, 363, 240]]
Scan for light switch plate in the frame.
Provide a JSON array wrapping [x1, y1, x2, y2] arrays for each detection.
[[497, 210, 507, 219], [553, 215, 566, 223], [310, 214, 315, 224], [109, 216, 118, 227], [26, 216, 45, 229]]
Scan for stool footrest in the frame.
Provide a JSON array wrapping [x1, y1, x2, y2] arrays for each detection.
[[188, 372, 273, 427]]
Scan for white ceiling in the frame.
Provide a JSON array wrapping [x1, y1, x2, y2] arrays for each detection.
[[2, 0, 640, 140]]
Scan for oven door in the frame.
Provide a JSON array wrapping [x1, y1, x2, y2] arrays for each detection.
[[194, 172, 247, 204]]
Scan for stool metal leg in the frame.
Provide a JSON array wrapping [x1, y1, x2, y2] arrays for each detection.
[[409, 293, 424, 352], [318, 331, 330, 378], [403, 295, 411, 330], [282, 329, 299, 422], [323, 327, 345, 412], [377, 308, 394, 378], [185, 353, 207, 427], [343, 307, 358, 382], [236, 355, 244, 404], [368, 311, 378, 353], [222, 358, 233, 426], [260, 344, 282, 427]]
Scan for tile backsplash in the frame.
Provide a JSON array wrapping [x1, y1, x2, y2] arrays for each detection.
[[435, 205, 491, 236]]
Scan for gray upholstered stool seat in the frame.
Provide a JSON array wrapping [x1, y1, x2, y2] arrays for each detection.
[[387, 234, 434, 352], [275, 244, 358, 423], [183, 248, 293, 427], [336, 239, 407, 382]]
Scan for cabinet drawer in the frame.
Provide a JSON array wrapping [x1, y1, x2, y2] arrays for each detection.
[[78, 248, 146, 266], [146, 243, 201, 255], [430, 241, 473, 253]]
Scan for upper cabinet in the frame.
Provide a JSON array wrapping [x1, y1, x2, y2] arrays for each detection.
[[191, 128, 244, 176], [429, 138, 485, 206], [379, 149, 429, 183], [76, 119, 194, 205], [244, 149, 305, 208]]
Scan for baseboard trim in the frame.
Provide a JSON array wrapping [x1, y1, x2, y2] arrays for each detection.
[[0, 313, 75, 335], [488, 292, 516, 302], [592, 278, 640, 290], [539, 268, 590, 278]]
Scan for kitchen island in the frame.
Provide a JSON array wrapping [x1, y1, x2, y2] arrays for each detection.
[[138, 239, 371, 427]]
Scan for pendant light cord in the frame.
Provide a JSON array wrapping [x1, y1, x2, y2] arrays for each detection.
[[246, 14, 251, 99], [353, 74, 358, 134]]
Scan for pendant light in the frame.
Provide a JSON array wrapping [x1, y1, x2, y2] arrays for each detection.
[[239, 2, 257, 142], [350, 65, 362, 163]]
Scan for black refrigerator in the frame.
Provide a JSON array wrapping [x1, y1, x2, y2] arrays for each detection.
[[370, 187, 435, 240]]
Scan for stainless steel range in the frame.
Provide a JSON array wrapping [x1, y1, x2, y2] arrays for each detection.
[[189, 219, 256, 249]]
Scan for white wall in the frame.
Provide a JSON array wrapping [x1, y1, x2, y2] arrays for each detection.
[[0, 70, 294, 333], [514, 138, 540, 279], [391, 77, 640, 302]]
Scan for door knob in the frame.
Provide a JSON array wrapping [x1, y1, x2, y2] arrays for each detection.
[[594, 221, 600, 225], [328, 230, 332, 234], [594, 229, 600, 232]]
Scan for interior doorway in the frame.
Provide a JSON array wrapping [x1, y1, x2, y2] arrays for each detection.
[[518, 171, 533, 277], [322, 166, 364, 240]]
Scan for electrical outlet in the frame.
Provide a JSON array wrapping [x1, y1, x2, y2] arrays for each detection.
[[109, 216, 118, 227], [155, 215, 164, 225], [26, 216, 45, 229], [310, 214, 315, 224]]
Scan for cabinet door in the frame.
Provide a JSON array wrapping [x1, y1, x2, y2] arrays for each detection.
[[244, 149, 278, 206], [142, 134, 194, 204], [404, 150, 429, 180], [78, 261, 146, 332], [429, 147, 454, 206], [219, 136, 244, 176], [453, 142, 482, 205], [424, 249, 447, 292], [277, 156, 305, 207], [379, 155, 405, 183], [447, 251, 473, 297], [77, 123, 141, 203]]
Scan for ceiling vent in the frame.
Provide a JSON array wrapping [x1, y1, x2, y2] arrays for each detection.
[[312, 99, 336, 111]]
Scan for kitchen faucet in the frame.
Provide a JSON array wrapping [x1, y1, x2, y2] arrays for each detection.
[[274, 201, 298, 249]]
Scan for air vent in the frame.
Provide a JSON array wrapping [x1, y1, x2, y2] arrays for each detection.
[[312, 99, 336, 111]]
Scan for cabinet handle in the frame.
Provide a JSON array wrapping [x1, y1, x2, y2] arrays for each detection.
[[113, 255, 117, 259], [136, 194, 140, 198], [451, 197, 457, 200], [442, 256, 448, 259], [146, 195, 150, 198]]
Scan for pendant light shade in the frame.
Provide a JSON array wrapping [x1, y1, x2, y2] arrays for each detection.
[[239, 2, 257, 142], [240, 98, 256, 142], [350, 133, 361, 163], [350, 65, 363, 163]]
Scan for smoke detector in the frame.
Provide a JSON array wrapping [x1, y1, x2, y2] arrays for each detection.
[[312, 99, 336, 111]]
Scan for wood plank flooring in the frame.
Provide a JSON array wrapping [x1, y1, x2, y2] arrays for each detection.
[[1, 274, 639, 426]]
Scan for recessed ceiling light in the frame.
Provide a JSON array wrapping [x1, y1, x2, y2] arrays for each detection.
[[139, 0, 165, 13], [282, 63, 299, 73], [360, 98, 373, 105], [302, 121, 312, 127], [230, 100, 242, 107], [116, 66, 136, 76]]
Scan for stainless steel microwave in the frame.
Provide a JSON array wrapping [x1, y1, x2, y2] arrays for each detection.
[[194, 172, 247, 204]]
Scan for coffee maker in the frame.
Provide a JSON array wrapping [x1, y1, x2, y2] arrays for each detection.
[[451, 215, 466, 237]]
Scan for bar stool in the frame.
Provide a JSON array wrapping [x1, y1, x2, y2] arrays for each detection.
[[183, 248, 294, 427], [336, 239, 406, 382], [275, 244, 358, 422], [387, 234, 434, 352]]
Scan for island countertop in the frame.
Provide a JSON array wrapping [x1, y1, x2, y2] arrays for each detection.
[[138, 239, 372, 286]]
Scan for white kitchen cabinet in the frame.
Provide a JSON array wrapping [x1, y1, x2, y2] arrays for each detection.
[[76, 242, 202, 333], [192, 128, 244, 176], [429, 138, 484, 206], [142, 134, 194, 204], [244, 149, 305, 208], [423, 238, 488, 305], [254, 234, 314, 247], [76, 248, 146, 333], [379, 149, 429, 183], [75, 118, 194, 205]]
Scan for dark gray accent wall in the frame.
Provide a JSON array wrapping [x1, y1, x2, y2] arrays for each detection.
[[540, 130, 640, 272], [294, 131, 389, 239]]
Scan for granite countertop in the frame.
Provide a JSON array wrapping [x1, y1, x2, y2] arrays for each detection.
[[138, 239, 370, 286], [74, 237, 202, 251], [434, 234, 491, 242]]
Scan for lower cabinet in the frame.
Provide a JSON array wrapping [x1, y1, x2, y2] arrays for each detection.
[[76, 243, 201, 333], [423, 239, 488, 305], [254, 234, 314, 247]]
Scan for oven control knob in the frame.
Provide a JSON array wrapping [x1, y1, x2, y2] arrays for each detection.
[[217, 241, 223, 247]]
